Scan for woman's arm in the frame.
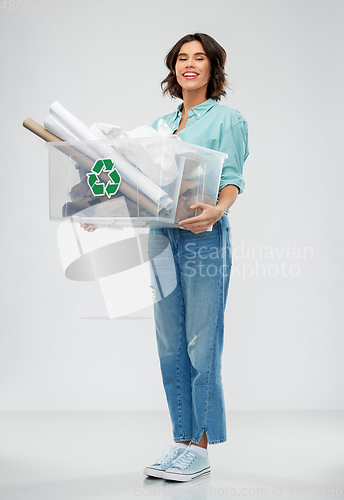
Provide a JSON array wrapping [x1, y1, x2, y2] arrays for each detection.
[[177, 184, 239, 234], [216, 184, 239, 214]]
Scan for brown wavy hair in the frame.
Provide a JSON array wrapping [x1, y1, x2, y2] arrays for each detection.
[[161, 33, 228, 102]]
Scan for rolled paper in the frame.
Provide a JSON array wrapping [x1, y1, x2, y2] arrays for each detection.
[[44, 114, 98, 160], [22, 118, 163, 216], [50, 101, 101, 141], [49, 101, 173, 210], [44, 114, 78, 141], [23, 118, 62, 143]]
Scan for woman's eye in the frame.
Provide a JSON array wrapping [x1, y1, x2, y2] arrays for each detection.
[[178, 57, 204, 62]]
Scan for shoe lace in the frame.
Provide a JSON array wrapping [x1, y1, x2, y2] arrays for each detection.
[[172, 449, 196, 470], [156, 445, 180, 466]]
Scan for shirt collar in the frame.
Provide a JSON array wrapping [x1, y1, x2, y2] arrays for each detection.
[[173, 98, 217, 121]]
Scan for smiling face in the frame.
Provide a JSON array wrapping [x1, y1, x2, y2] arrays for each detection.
[[175, 40, 211, 98]]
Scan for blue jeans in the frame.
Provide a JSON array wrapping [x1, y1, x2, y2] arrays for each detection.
[[148, 214, 232, 445]]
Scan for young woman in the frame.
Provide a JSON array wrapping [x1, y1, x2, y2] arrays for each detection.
[[144, 33, 249, 482]]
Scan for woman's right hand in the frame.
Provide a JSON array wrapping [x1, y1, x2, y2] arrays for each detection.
[[80, 223, 96, 232]]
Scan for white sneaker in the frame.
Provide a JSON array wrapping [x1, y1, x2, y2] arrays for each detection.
[[143, 443, 188, 478], [163, 445, 210, 482]]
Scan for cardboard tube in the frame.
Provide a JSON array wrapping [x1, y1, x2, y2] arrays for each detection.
[[23, 118, 62, 143], [23, 118, 162, 216]]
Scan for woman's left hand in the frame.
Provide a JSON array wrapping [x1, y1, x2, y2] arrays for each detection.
[[177, 203, 224, 234]]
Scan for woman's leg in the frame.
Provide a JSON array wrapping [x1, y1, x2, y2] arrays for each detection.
[[148, 227, 193, 442], [178, 214, 232, 445], [179, 430, 208, 448]]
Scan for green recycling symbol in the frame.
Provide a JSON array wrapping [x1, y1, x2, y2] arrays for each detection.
[[86, 158, 121, 198]]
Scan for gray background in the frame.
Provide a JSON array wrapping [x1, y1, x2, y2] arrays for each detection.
[[0, 0, 343, 411]]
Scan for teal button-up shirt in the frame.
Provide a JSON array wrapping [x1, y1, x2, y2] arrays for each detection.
[[151, 99, 249, 206]]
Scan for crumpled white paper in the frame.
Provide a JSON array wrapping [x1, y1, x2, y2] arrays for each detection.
[[90, 119, 181, 186], [90, 118, 173, 140]]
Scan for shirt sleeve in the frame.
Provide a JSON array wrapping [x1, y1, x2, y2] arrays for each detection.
[[150, 118, 160, 131], [218, 120, 249, 195]]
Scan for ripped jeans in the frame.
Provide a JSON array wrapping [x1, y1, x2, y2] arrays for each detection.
[[148, 214, 232, 445]]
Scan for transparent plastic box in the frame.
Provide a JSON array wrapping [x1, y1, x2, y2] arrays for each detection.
[[46, 137, 227, 228]]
